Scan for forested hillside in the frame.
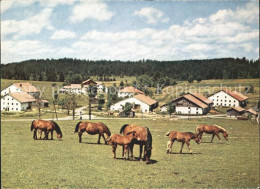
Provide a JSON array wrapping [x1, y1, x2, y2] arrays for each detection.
[[1, 57, 259, 82]]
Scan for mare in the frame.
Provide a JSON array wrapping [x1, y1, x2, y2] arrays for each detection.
[[107, 131, 140, 159], [166, 131, 200, 154], [74, 121, 111, 143], [120, 124, 152, 164], [30, 120, 62, 140], [195, 124, 228, 143]]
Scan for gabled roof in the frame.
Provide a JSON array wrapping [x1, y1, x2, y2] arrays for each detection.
[[209, 89, 248, 102], [64, 84, 82, 89], [134, 94, 157, 106], [223, 89, 248, 101], [173, 94, 208, 109], [13, 83, 39, 93], [9, 92, 36, 103], [119, 86, 144, 94], [246, 108, 258, 115], [82, 79, 97, 85], [227, 106, 246, 113], [189, 92, 213, 105]]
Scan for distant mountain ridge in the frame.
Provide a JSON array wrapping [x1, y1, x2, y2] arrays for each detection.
[[1, 57, 259, 82]]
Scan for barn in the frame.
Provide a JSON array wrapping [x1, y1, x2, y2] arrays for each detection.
[[226, 106, 246, 117]]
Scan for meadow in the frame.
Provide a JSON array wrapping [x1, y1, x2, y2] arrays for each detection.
[[1, 118, 259, 188]]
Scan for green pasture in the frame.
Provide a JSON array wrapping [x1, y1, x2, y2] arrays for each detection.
[[1, 118, 259, 188]]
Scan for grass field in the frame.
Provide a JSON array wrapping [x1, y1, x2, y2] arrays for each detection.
[[1, 118, 259, 188]]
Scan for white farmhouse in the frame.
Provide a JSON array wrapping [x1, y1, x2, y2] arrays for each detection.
[[172, 94, 208, 115], [1, 92, 36, 111], [63, 84, 83, 94], [110, 94, 158, 113], [118, 86, 144, 98], [208, 89, 248, 107], [1, 82, 40, 98]]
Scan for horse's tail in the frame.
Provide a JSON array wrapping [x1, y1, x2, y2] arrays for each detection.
[[120, 124, 129, 134], [52, 121, 62, 137], [31, 120, 35, 131], [75, 121, 82, 133], [145, 127, 152, 151], [195, 125, 200, 135], [165, 132, 170, 136]]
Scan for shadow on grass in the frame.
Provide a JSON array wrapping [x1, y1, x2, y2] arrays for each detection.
[[168, 152, 202, 155], [114, 157, 158, 164], [81, 142, 107, 145], [201, 141, 229, 145]]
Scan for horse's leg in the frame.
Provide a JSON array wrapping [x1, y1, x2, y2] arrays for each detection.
[[45, 131, 49, 140], [211, 134, 215, 143], [129, 144, 134, 160], [216, 133, 223, 143], [123, 145, 127, 160], [33, 129, 37, 140], [51, 131, 53, 140], [97, 134, 101, 144], [180, 142, 185, 153], [199, 132, 203, 142], [101, 134, 107, 144], [78, 132, 82, 143], [186, 141, 192, 154], [112, 144, 117, 159], [167, 140, 173, 153], [139, 144, 143, 161]]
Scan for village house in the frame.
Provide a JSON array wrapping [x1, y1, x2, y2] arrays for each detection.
[[82, 79, 97, 86], [226, 106, 246, 117], [118, 86, 144, 98], [246, 108, 258, 117], [110, 94, 158, 113], [1, 92, 36, 111], [208, 89, 248, 107], [189, 92, 213, 110], [1, 82, 40, 98], [61, 84, 82, 94], [172, 94, 209, 115]]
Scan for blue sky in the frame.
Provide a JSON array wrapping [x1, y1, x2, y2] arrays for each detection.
[[1, 0, 259, 64]]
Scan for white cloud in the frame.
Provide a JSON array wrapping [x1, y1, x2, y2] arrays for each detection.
[[70, 1, 113, 22], [51, 30, 76, 39], [1, 0, 35, 13], [134, 7, 169, 24], [2, 8, 53, 37], [39, 0, 76, 8]]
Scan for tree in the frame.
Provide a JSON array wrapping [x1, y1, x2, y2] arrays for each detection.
[[188, 75, 194, 83], [196, 76, 202, 83], [87, 85, 97, 120], [119, 81, 124, 87], [122, 102, 133, 116], [167, 103, 175, 117]]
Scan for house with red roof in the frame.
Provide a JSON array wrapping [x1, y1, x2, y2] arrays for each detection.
[[110, 94, 158, 113], [208, 89, 248, 107], [118, 86, 144, 98], [172, 94, 209, 115]]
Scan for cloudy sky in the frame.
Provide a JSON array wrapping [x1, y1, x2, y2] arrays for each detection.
[[1, 0, 259, 64]]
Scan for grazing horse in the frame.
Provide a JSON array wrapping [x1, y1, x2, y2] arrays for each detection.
[[195, 124, 228, 143], [120, 124, 152, 164], [107, 131, 140, 159], [30, 120, 62, 140], [74, 121, 111, 144], [166, 131, 200, 154]]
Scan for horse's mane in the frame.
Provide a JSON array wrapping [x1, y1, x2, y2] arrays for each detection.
[[30, 120, 35, 131], [120, 124, 129, 134], [52, 121, 62, 137], [213, 124, 226, 132]]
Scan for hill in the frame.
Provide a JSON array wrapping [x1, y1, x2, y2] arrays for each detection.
[[1, 57, 259, 82]]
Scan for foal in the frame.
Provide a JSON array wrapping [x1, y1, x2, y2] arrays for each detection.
[[166, 131, 200, 154], [107, 131, 140, 159]]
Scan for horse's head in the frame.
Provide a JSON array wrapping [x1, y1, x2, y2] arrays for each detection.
[[223, 132, 228, 140], [194, 135, 201, 144], [57, 132, 62, 141]]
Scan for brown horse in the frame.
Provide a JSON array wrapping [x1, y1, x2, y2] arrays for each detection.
[[166, 131, 200, 154], [195, 124, 228, 143], [120, 124, 152, 164], [107, 131, 140, 159], [31, 120, 62, 140], [74, 121, 111, 144]]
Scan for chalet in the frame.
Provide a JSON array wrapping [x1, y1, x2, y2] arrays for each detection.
[[110, 94, 158, 113], [1, 92, 36, 111], [189, 92, 213, 110], [118, 86, 144, 98], [1, 82, 40, 98], [82, 79, 97, 86], [172, 94, 208, 115], [62, 84, 82, 94], [245, 108, 258, 117], [208, 89, 248, 107], [226, 106, 246, 117]]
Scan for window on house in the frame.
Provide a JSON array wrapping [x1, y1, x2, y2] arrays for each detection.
[[216, 103, 218, 105], [224, 104, 226, 106], [188, 107, 190, 109], [12, 103, 13, 105], [229, 100, 231, 102], [225, 100, 226, 102], [233, 104, 236, 106], [196, 108, 198, 110], [229, 104, 231, 106], [196, 112, 198, 114], [16, 103, 18, 105], [225, 96, 227, 98], [16, 108, 18, 110], [217, 96, 219, 98], [234, 100, 236, 102]]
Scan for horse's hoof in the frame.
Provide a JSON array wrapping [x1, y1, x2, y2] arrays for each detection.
[[167, 150, 169, 154]]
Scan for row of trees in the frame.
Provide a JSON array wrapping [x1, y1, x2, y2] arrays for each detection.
[[2, 57, 259, 81]]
